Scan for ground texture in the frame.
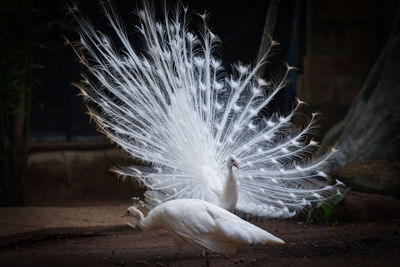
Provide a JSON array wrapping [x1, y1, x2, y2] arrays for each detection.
[[1, 219, 399, 267]]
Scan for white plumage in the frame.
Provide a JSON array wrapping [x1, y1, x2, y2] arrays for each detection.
[[69, 1, 343, 218], [123, 198, 284, 257]]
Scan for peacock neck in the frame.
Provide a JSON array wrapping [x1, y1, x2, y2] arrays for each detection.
[[220, 166, 239, 211], [136, 209, 159, 232], [136, 210, 150, 231]]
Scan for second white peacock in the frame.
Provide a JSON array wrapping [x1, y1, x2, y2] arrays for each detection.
[[69, 1, 344, 218], [123, 198, 284, 265]]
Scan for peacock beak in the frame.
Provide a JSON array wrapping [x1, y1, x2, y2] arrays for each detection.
[[233, 161, 239, 169]]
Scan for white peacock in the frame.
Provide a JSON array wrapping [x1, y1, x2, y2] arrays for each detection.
[[68, 0, 343, 219], [123, 197, 284, 266]]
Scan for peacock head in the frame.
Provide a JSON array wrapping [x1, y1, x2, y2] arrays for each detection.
[[123, 206, 142, 219], [122, 197, 145, 220], [228, 156, 240, 169]]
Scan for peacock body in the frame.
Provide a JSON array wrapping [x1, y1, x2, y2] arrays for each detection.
[[69, 1, 343, 219], [124, 198, 285, 256]]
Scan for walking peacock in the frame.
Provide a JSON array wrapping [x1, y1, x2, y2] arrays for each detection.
[[123, 198, 285, 266], [68, 1, 343, 219]]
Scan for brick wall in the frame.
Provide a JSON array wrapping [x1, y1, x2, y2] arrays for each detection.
[[297, 0, 397, 137]]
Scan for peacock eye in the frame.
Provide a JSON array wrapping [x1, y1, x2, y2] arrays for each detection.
[[127, 210, 131, 214]]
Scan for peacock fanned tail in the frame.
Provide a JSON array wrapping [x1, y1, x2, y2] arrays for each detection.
[[68, 0, 344, 219]]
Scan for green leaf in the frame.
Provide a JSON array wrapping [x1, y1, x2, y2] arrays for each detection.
[[320, 202, 333, 222], [305, 209, 313, 227]]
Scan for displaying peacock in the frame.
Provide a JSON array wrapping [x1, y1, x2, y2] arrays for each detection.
[[68, 0, 343, 219]]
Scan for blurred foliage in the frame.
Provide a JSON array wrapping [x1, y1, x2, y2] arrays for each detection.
[[0, 0, 72, 116], [0, 1, 28, 117]]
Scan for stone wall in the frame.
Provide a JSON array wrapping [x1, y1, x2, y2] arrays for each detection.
[[25, 148, 143, 204], [297, 0, 397, 137]]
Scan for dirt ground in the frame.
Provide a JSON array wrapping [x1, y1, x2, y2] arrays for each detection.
[[1, 220, 399, 267]]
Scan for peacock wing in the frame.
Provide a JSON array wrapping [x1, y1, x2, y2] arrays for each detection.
[[159, 199, 283, 254]]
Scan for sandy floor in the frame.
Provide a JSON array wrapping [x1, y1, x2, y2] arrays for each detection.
[[1, 220, 399, 267], [0, 203, 130, 238]]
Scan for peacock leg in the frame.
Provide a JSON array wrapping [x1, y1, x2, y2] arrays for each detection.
[[204, 251, 210, 267], [201, 250, 210, 267]]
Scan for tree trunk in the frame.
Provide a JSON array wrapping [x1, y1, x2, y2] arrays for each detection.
[[0, 0, 32, 206], [322, 3, 400, 168], [255, 0, 280, 79]]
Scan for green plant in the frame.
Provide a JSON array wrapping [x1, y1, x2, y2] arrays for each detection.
[[305, 187, 351, 229]]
